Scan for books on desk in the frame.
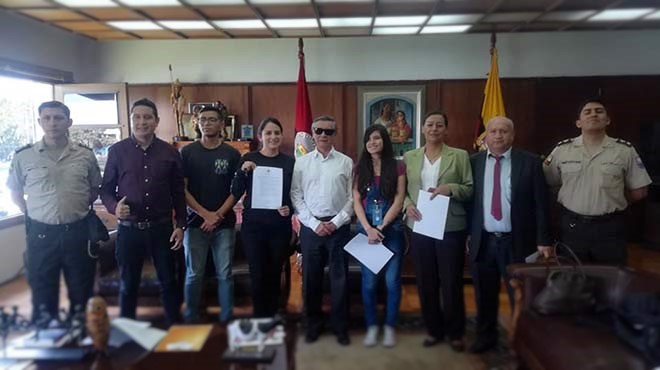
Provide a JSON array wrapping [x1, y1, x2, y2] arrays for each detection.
[[12, 329, 73, 349]]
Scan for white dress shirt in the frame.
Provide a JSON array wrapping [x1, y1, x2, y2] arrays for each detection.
[[290, 148, 354, 231], [483, 148, 512, 232], [421, 155, 441, 191]]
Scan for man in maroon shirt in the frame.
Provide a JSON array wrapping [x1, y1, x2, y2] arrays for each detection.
[[101, 98, 186, 325]]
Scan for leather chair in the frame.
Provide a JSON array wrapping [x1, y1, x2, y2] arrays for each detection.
[[508, 264, 660, 370], [96, 229, 291, 313]]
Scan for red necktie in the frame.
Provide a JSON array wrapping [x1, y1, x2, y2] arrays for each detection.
[[491, 155, 502, 221]]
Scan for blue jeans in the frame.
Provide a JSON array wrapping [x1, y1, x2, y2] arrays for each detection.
[[183, 226, 235, 322], [358, 222, 404, 327]]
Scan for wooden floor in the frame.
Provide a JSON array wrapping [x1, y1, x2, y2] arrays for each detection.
[[1, 244, 659, 328]]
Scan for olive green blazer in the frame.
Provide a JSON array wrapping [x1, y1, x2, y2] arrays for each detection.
[[403, 144, 473, 232]]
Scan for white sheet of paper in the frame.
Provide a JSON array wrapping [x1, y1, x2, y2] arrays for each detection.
[[413, 190, 450, 240], [343, 233, 394, 274], [111, 317, 166, 351], [251, 166, 283, 210]]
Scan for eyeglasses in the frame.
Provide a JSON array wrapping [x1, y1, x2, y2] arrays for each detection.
[[199, 117, 220, 124], [313, 127, 336, 136]]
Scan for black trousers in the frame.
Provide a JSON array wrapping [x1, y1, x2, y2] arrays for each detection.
[[241, 220, 292, 318], [471, 232, 515, 343], [25, 217, 95, 322], [560, 210, 626, 265], [299, 224, 350, 335], [115, 223, 182, 325], [410, 230, 466, 340]]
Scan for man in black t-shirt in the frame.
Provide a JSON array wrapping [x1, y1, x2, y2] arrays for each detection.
[[181, 106, 240, 323]]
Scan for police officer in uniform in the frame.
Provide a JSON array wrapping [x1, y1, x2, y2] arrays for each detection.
[[7, 101, 102, 321], [543, 98, 651, 264]]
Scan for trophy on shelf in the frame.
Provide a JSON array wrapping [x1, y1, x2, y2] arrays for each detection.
[[169, 65, 189, 142]]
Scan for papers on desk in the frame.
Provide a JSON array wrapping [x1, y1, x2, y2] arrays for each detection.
[[111, 317, 166, 351], [154, 325, 213, 352], [12, 328, 72, 348], [412, 190, 450, 240], [251, 166, 283, 210], [343, 233, 394, 274]]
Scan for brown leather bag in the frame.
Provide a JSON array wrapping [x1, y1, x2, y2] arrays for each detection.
[[532, 243, 597, 315]]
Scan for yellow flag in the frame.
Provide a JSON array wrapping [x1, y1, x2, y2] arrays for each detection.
[[475, 47, 505, 150]]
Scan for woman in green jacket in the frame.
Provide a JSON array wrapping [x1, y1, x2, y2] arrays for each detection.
[[403, 110, 473, 351]]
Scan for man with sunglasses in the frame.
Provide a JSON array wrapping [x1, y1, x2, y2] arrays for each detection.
[[291, 115, 354, 346], [180, 106, 240, 323]]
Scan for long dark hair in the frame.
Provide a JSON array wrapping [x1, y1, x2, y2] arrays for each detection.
[[355, 125, 398, 201]]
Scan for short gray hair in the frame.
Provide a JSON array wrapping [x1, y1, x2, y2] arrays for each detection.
[[486, 116, 514, 130], [312, 115, 336, 129]]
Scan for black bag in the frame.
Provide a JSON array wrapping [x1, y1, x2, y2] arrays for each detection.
[[614, 293, 660, 366], [87, 210, 109, 244], [532, 242, 597, 315]]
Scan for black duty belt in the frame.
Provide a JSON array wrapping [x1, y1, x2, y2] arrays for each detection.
[[561, 206, 625, 223], [484, 231, 511, 238], [27, 217, 86, 232], [118, 220, 171, 230], [317, 215, 337, 222]]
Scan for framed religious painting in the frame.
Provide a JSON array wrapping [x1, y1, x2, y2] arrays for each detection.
[[357, 85, 425, 158]]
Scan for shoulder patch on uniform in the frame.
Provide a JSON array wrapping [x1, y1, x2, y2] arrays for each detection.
[[615, 138, 633, 147], [543, 154, 553, 166], [14, 144, 32, 154], [77, 143, 93, 151], [635, 156, 646, 169], [556, 138, 573, 146]]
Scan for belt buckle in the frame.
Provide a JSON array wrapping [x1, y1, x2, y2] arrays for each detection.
[[493, 232, 505, 238], [136, 222, 149, 230]]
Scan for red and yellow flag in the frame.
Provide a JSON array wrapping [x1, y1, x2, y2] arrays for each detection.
[[474, 39, 505, 151], [294, 38, 314, 158]]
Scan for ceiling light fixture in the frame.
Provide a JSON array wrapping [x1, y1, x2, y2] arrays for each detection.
[[54, 0, 118, 7], [320, 17, 372, 27], [159, 21, 213, 29], [212, 20, 267, 29], [185, 0, 245, 4], [643, 10, 660, 20], [265, 18, 318, 28], [427, 14, 482, 25], [374, 16, 428, 27], [107, 21, 163, 30], [372, 26, 420, 35], [588, 8, 655, 22], [119, 0, 181, 7], [420, 24, 471, 33]]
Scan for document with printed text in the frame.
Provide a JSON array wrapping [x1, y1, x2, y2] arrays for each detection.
[[251, 166, 283, 210]]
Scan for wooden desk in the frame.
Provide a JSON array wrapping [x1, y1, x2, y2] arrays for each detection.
[[3, 324, 296, 370]]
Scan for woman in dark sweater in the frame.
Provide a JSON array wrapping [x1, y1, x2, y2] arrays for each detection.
[[231, 117, 295, 317]]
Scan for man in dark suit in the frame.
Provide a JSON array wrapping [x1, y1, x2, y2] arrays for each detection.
[[468, 116, 553, 353]]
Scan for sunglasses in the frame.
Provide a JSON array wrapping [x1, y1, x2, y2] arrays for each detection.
[[313, 127, 336, 136]]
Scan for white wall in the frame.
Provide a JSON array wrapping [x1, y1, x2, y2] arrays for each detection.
[[0, 223, 26, 284], [0, 11, 99, 82], [96, 30, 660, 84]]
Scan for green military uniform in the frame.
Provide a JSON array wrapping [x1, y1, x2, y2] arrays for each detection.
[[543, 135, 652, 264], [7, 139, 102, 320]]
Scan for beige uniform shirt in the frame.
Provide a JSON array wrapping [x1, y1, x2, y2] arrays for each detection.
[[7, 139, 102, 225], [543, 135, 651, 216]]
